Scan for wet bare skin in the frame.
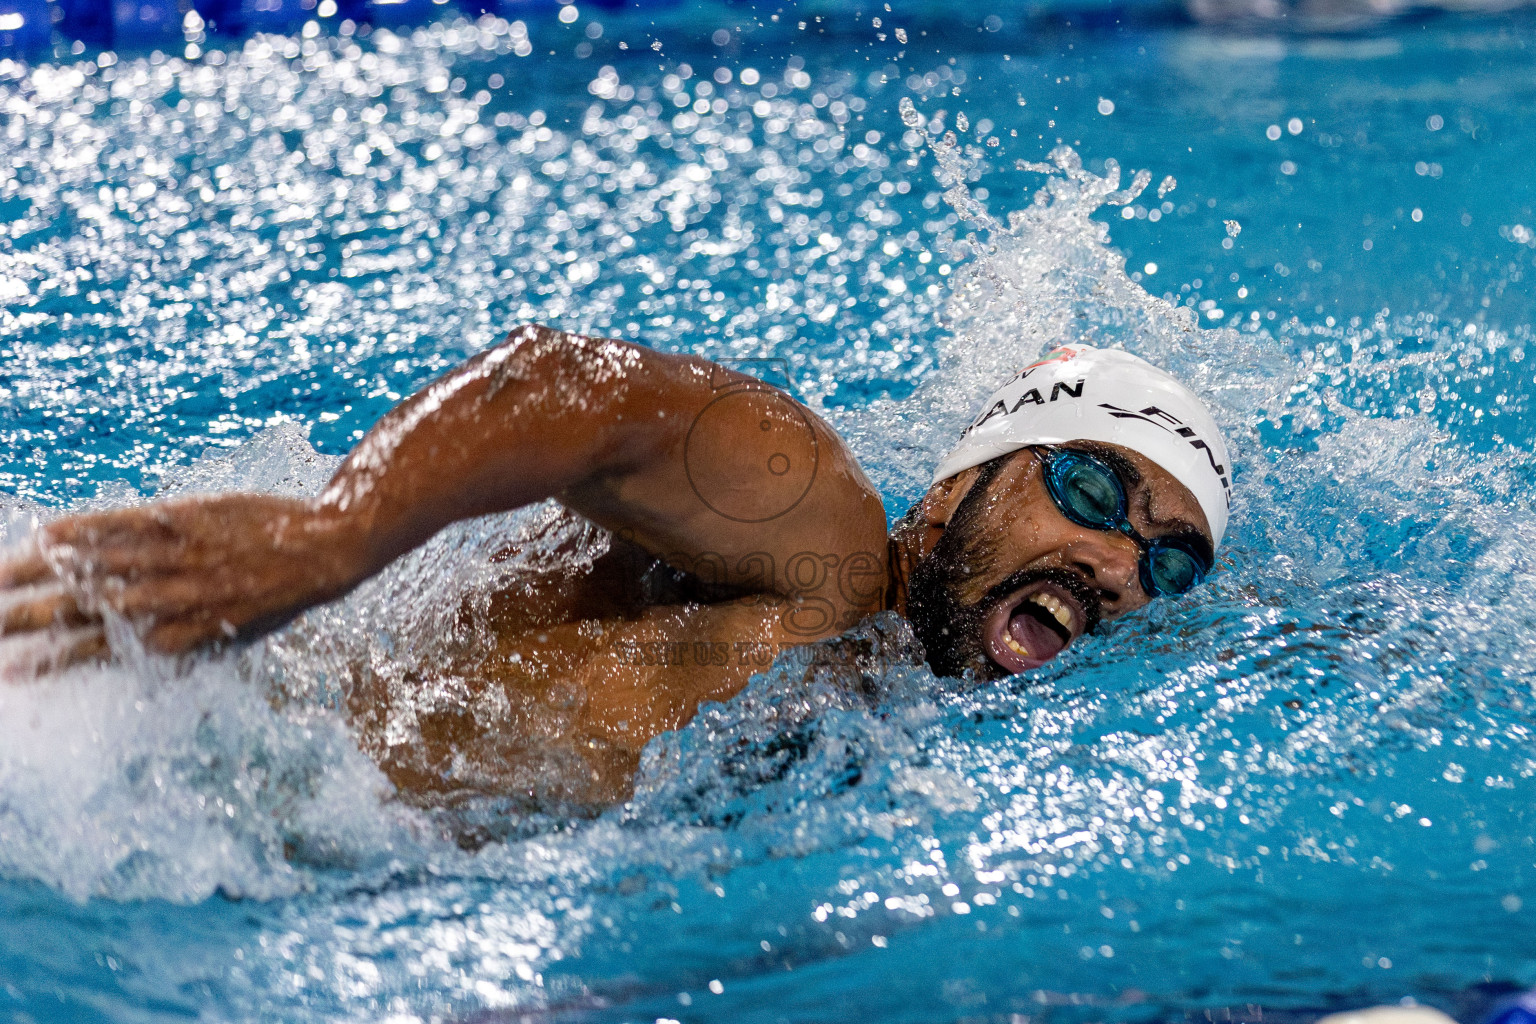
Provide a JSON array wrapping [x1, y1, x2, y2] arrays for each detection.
[[0, 325, 1212, 809], [349, 532, 822, 809]]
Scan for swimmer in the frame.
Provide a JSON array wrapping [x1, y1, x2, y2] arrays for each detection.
[[0, 326, 1230, 805]]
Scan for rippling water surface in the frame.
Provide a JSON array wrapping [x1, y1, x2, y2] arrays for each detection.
[[1, 8, 1536, 1023]]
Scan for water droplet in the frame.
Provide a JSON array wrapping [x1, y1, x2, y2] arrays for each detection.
[[898, 96, 922, 129], [894, 27, 907, 43], [956, 111, 969, 132], [1157, 175, 1177, 197], [1224, 219, 1241, 238], [1097, 97, 1115, 116]]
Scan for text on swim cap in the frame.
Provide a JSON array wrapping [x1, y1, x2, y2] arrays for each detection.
[[1099, 402, 1232, 508]]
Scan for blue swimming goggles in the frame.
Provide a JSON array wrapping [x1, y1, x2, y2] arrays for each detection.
[[1034, 446, 1213, 598]]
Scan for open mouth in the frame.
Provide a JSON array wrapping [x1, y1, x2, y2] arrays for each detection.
[[981, 579, 1087, 675]]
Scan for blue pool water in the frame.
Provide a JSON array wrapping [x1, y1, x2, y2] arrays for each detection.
[[2, 6, 1536, 1022]]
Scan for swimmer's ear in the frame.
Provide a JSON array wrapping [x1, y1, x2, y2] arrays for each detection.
[[920, 466, 983, 530]]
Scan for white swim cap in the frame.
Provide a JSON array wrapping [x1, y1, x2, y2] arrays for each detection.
[[932, 345, 1233, 547]]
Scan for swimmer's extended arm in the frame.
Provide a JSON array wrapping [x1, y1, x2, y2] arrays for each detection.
[[0, 325, 889, 656]]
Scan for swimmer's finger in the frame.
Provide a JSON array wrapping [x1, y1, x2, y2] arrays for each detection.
[[106, 572, 249, 622], [143, 617, 234, 656], [0, 546, 55, 589], [140, 593, 305, 655], [0, 624, 110, 681], [46, 540, 216, 585], [40, 506, 180, 549], [50, 625, 111, 671], [0, 563, 223, 636], [0, 583, 92, 634]]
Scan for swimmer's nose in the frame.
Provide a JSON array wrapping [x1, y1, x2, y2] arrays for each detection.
[[1066, 530, 1145, 614]]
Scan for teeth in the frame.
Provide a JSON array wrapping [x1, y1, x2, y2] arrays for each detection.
[[1003, 634, 1030, 657], [1028, 592, 1073, 630]]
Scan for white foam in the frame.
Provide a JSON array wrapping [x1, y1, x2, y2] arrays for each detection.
[[0, 427, 434, 902]]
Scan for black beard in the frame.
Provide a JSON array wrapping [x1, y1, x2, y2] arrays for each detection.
[[905, 473, 1104, 680]]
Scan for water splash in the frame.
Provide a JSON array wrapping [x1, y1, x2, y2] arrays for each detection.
[[0, 430, 424, 902], [0, 21, 1530, 1023]]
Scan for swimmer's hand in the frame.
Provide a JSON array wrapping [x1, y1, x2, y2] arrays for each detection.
[[0, 495, 363, 668]]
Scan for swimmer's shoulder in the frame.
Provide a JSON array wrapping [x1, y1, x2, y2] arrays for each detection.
[[535, 329, 889, 617]]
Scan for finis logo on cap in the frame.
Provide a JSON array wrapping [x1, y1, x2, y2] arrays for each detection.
[[1098, 402, 1232, 508]]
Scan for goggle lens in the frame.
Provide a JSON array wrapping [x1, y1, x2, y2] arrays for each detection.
[[1052, 456, 1125, 528], [1144, 542, 1205, 597]]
